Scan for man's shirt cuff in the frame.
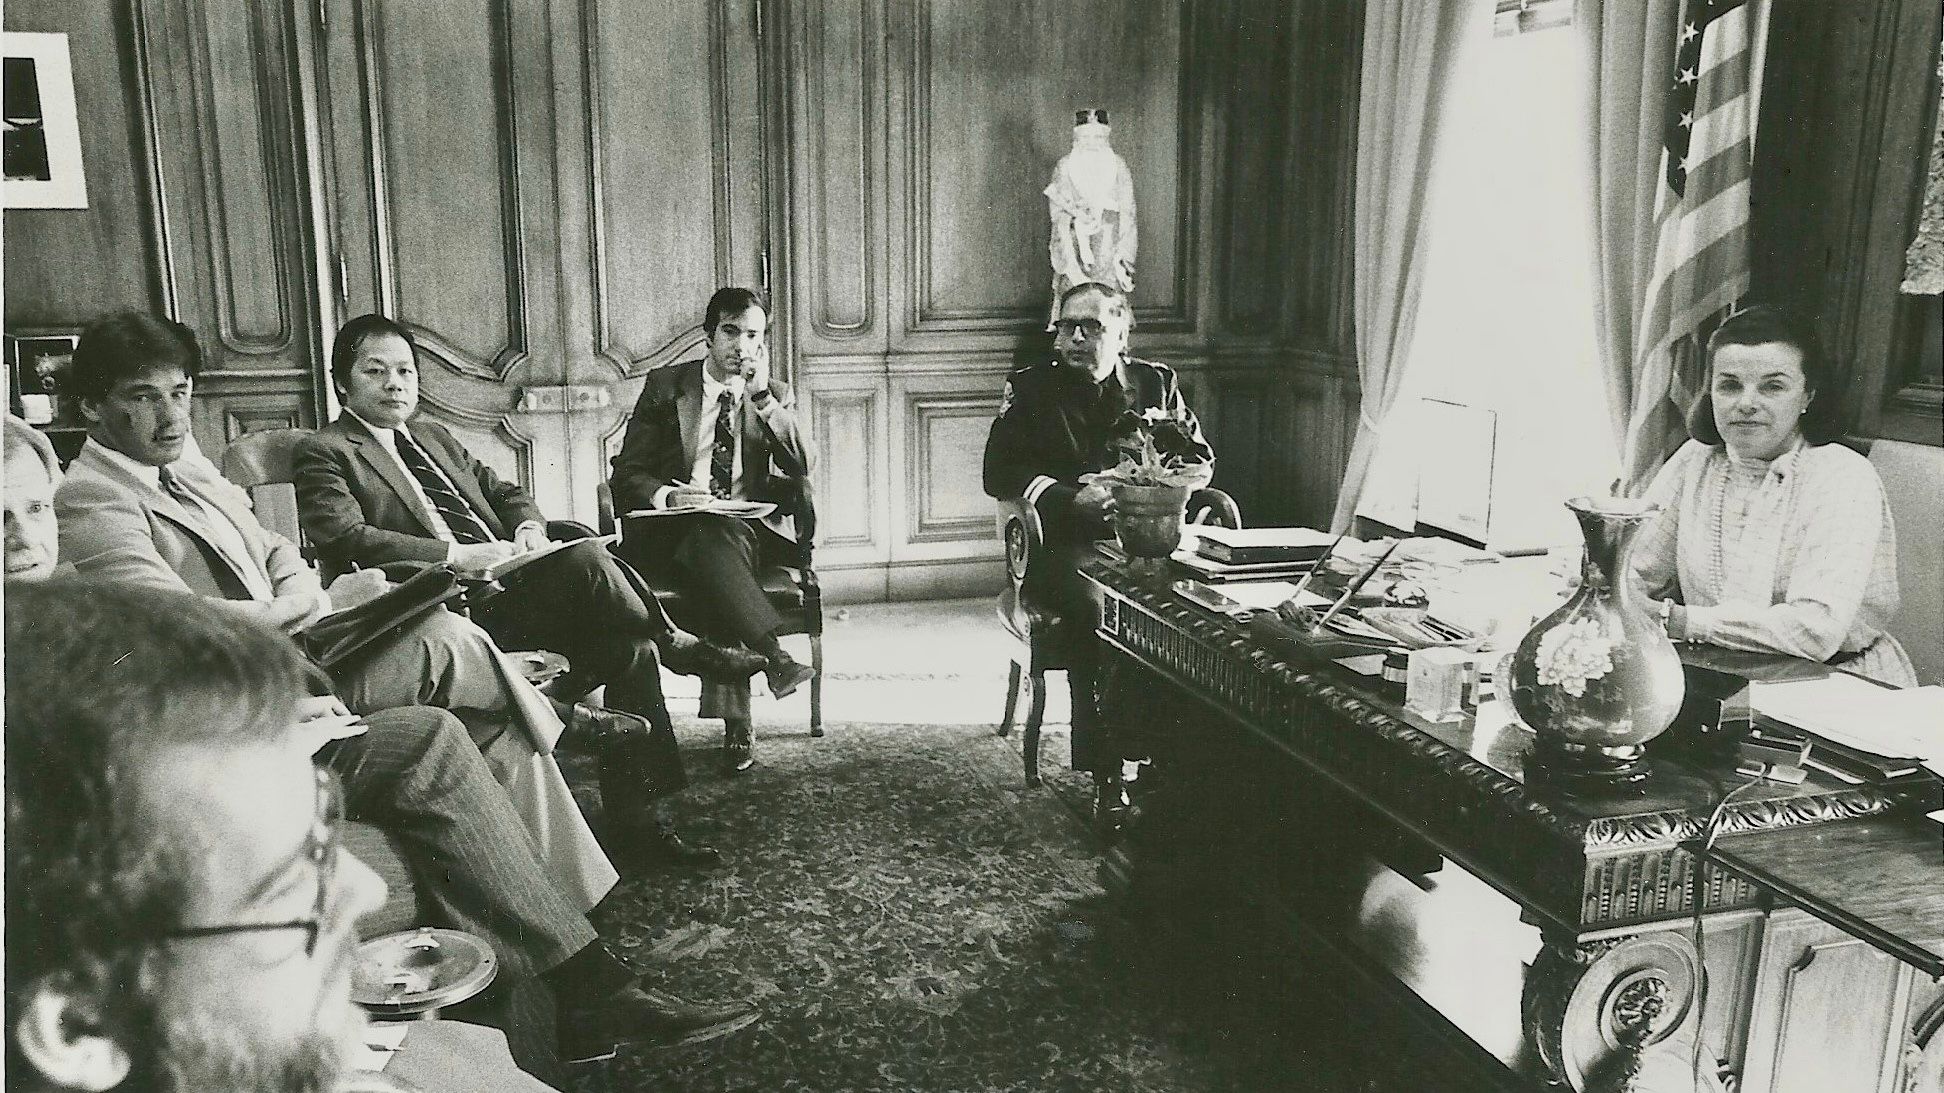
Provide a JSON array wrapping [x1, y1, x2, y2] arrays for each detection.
[[653, 484, 678, 510]]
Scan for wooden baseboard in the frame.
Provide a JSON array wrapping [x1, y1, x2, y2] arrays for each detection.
[[821, 558, 1005, 605]]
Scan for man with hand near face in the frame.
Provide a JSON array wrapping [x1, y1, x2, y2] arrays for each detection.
[[609, 288, 815, 773], [294, 314, 766, 869], [982, 281, 1214, 830]]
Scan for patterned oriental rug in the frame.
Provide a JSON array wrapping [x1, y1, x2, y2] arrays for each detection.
[[559, 722, 1354, 1091]]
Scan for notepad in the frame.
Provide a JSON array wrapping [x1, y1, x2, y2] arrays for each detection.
[[481, 534, 618, 581]]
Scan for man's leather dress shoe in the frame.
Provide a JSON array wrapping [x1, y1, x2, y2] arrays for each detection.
[[763, 655, 815, 699], [558, 979, 760, 1064], [1093, 777, 1131, 840], [722, 719, 755, 774], [658, 631, 768, 682]]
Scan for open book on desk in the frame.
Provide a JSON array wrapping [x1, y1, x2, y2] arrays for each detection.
[[481, 534, 618, 582]]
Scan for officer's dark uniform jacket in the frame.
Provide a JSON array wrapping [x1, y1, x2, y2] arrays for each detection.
[[981, 355, 1214, 538]]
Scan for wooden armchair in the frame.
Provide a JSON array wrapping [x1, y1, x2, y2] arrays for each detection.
[[596, 481, 826, 737], [995, 487, 1240, 787]]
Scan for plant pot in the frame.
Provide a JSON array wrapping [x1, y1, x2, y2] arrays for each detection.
[[1506, 496, 1685, 789], [1111, 482, 1191, 559]]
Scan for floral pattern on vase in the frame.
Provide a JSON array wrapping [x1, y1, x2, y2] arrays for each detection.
[[1508, 497, 1685, 778]]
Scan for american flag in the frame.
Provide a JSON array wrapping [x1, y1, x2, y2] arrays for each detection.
[[1623, 0, 1770, 487]]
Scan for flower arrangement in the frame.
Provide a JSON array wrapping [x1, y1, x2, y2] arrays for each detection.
[[1092, 407, 1210, 489]]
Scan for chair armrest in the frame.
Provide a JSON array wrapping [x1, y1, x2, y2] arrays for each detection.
[[777, 477, 818, 571], [1187, 488, 1242, 530], [595, 482, 618, 537], [995, 497, 1047, 586]]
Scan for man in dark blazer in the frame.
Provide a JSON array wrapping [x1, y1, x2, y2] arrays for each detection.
[[609, 287, 815, 773], [982, 281, 1214, 829], [294, 314, 765, 868]]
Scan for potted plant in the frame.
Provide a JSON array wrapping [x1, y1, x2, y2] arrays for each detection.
[[1093, 409, 1212, 560]]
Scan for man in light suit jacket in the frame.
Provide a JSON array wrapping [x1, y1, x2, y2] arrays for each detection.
[[52, 312, 622, 910], [293, 314, 768, 868], [609, 287, 815, 772]]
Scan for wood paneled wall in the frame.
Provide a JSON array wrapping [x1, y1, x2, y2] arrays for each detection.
[[1754, 0, 1944, 447], [4, 0, 327, 447], [3, 0, 1363, 602], [780, 0, 1363, 600]]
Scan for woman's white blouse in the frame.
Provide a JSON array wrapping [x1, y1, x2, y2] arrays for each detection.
[[1633, 439, 1915, 687]]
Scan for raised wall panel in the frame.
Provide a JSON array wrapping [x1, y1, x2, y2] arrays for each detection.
[[906, 393, 1002, 544], [584, 0, 765, 374], [782, 0, 884, 355], [352, 0, 522, 374], [804, 379, 886, 556], [184, 0, 292, 355], [1284, 0, 1361, 354], [1213, 7, 1291, 333], [900, 0, 1194, 335]]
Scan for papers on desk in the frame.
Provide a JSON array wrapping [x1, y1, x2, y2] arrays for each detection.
[[1752, 677, 1944, 778]]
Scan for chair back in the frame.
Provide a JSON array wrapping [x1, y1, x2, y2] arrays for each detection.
[[221, 427, 312, 546], [1868, 439, 1944, 685]]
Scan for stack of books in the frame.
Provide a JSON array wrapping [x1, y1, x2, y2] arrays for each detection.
[[1174, 526, 1337, 581], [1750, 676, 1944, 802]]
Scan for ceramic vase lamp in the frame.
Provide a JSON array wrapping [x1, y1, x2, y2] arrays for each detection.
[[1506, 496, 1686, 789]]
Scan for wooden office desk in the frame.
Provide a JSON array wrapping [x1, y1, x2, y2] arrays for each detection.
[[1081, 555, 1944, 1093]]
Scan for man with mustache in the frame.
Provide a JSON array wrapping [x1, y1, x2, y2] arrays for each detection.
[[982, 281, 1214, 832], [608, 287, 816, 773]]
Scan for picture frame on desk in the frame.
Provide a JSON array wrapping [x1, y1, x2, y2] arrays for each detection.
[[7, 331, 84, 429]]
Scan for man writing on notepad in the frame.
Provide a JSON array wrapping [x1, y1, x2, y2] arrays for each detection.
[[295, 314, 766, 869]]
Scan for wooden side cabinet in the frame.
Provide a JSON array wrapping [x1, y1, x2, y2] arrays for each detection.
[[1740, 909, 1940, 1093]]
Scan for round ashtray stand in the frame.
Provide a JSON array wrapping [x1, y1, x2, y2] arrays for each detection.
[[351, 927, 498, 1022]]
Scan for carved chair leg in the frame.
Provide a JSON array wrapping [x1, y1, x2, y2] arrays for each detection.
[[999, 661, 1023, 737], [1023, 670, 1048, 788], [808, 632, 825, 738]]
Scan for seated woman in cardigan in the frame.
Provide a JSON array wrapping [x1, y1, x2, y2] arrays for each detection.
[[1632, 306, 1915, 687]]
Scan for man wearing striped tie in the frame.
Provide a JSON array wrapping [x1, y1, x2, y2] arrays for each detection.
[[608, 288, 816, 774], [295, 315, 770, 869]]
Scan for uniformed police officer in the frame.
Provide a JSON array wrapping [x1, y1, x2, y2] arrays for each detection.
[[982, 280, 1214, 830]]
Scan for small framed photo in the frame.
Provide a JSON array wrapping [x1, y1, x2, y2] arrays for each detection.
[[3, 32, 88, 209], [8, 332, 82, 427]]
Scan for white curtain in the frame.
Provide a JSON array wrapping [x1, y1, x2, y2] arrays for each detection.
[[1332, 0, 1477, 531], [1575, 0, 1684, 457]]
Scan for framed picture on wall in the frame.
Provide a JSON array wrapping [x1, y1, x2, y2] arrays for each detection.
[[2, 31, 88, 209], [7, 332, 83, 427]]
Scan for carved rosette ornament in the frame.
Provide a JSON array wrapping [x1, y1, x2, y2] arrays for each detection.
[[1522, 933, 1728, 1092]]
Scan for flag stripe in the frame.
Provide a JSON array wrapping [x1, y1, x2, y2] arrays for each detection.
[[1627, 0, 1765, 486]]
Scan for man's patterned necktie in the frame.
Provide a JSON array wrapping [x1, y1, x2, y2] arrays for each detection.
[[395, 430, 496, 544], [711, 390, 737, 498]]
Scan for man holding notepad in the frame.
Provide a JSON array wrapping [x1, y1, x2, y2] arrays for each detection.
[[295, 313, 766, 869], [606, 288, 817, 774]]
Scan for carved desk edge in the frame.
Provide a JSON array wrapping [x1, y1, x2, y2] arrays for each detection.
[[1086, 564, 1908, 936]]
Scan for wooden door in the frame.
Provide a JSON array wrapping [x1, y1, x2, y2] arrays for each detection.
[[308, 0, 771, 523]]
